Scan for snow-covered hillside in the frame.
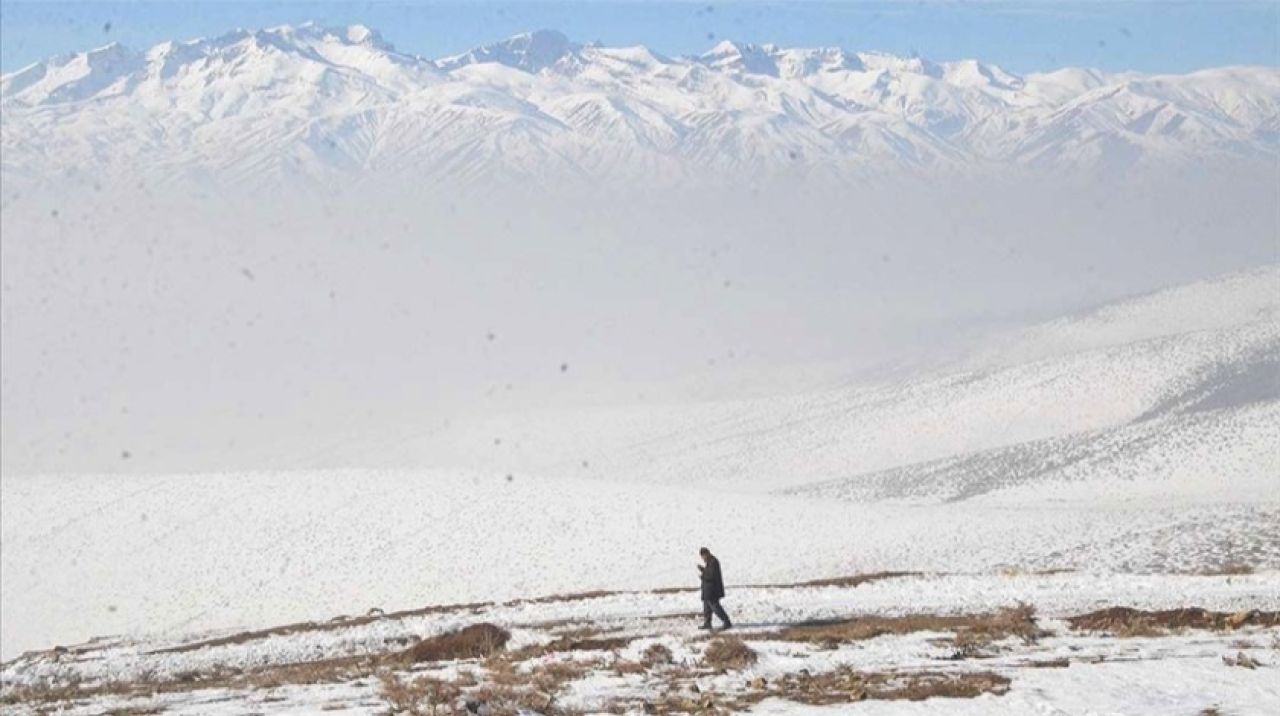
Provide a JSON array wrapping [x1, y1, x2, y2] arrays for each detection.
[[2, 23, 1277, 189], [362, 266, 1280, 497], [3, 268, 1277, 660]]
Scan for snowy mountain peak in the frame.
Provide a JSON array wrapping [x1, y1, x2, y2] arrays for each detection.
[[696, 40, 867, 78], [698, 39, 782, 75], [857, 50, 944, 78], [437, 29, 579, 73], [232, 22, 399, 56], [0, 40, 144, 104]]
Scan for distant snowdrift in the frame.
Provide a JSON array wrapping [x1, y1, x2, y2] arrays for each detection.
[[2, 23, 1278, 190]]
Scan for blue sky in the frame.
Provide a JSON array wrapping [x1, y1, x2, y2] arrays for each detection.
[[1, 1, 1276, 73]]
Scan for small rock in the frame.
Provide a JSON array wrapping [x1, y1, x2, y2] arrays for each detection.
[[1223, 651, 1260, 669]]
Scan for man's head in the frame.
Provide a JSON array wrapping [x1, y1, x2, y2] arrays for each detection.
[[699, 547, 712, 562]]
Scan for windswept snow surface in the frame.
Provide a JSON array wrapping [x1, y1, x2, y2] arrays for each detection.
[[2, 23, 1279, 189], [3, 268, 1278, 662]]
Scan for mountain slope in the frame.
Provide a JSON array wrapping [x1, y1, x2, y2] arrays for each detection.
[[2, 268, 1277, 661], [2, 24, 1277, 189], [362, 267, 1280, 496]]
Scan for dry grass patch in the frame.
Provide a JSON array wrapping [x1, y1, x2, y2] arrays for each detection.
[[2, 655, 376, 708], [645, 689, 760, 715], [481, 655, 523, 687], [776, 604, 1043, 649], [640, 611, 703, 623], [641, 643, 674, 668], [244, 656, 375, 689], [1024, 657, 1070, 668], [511, 590, 622, 606], [616, 667, 1010, 713], [771, 668, 1011, 705], [150, 601, 491, 655], [1198, 563, 1256, 576], [508, 629, 632, 661], [381, 657, 596, 716], [547, 635, 630, 653], [787, 571, 919, 589], [380, 671, 464, 716], [529, 657, 604, 691], [402, 624, 511, 663], [702, 636, 757, 671], [1067, 607, 1280, 637], [612, 659, 647, 676]]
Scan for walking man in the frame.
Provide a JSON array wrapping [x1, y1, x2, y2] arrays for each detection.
[[698, 547, 732, 630]]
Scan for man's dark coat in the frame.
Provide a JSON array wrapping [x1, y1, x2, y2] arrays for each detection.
[[700, 555, 725, 601]]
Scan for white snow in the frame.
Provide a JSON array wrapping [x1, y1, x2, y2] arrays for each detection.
[[3, 571, 1278, 714], [2, 24, 1277, 189], [3, 267, 1278, 664]]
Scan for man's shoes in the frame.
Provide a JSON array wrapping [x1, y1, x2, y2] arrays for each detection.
[[697, 623, 712, 630], [720, 621, 733, 631]]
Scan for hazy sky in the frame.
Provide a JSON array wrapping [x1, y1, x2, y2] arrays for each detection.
[[1, 1, 1276, 73]]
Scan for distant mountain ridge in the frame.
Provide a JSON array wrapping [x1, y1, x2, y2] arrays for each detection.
[[2, 22, 1278, 189]]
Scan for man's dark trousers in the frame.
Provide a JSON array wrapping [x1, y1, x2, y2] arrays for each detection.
[[702, 598, 730, 627]]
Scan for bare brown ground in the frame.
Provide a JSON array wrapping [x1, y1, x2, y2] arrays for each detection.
[[771, 604, 1043, 648], [629, 667, 1010, 714], [0, 654, 379, 708], [1067, 607, 1280, 636], [769, 668, 1012, 704], [401, 624, 511, 663], [1195, 563, 1256, 576], [149, 600, 492, 655], [380, 671, 463, 716], [782, 571, 921, 589], [641, 643, 674, 667], [507, 636, 633, 663], [702, 636, 757, 670]]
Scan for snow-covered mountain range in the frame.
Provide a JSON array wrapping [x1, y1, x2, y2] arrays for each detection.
[[2, 23, 1278, 188]]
